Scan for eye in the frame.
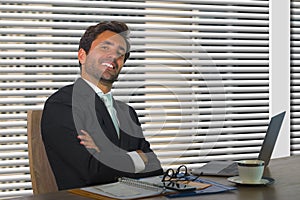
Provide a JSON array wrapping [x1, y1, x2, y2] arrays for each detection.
[[101, 45, 109, 51]]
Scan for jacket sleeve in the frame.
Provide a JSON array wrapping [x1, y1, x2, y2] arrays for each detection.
[[125, 106, 164, 178]]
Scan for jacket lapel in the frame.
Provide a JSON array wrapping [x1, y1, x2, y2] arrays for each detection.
[[74, 78, 119, 145], [95, 96, 119, 144]]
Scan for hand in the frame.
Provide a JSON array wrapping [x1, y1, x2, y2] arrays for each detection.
[[77, 130, 100, 152], [136, 150, 148, 164]]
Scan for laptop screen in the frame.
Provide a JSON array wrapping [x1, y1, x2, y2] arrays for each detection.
[[258, 111, 286, 166]]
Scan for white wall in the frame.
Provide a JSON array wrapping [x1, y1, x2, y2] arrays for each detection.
[[270, 0, 291, 158]]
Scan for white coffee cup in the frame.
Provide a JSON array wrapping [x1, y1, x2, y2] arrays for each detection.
[[236, 159, 265, 183]]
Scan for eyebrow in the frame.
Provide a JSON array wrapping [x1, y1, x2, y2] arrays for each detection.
[[101, 40, 126, 52]]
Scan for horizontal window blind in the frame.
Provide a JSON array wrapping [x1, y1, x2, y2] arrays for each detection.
[[291, 0, 300, 156], [0, 0, 269, 198]]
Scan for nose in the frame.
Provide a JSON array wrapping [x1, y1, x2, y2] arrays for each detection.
[[106, 48, 119, 60]]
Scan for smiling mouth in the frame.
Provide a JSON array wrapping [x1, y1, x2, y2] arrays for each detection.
[[102, 62, 114, 69]]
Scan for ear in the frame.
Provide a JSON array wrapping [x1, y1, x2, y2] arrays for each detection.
[[78, 48, 87, 65]]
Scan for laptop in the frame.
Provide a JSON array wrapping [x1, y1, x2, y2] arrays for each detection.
[[191, 111, 286, 177]]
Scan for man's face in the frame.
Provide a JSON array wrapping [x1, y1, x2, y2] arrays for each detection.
[[79, 30, 127, 84]]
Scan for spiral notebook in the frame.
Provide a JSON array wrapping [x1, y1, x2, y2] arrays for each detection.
[[77, 177, 164, 200]]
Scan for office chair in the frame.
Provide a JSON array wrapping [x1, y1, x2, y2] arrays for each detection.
[[27, 110, 58, 194]]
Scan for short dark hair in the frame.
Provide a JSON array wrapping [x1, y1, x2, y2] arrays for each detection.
[[78, 21, 131, 68]]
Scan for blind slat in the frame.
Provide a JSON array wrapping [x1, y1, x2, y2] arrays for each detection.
[[0, 0, 269, 11]]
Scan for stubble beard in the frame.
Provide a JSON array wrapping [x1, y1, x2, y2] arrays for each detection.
[[98, 72, 118, 84], [86, 63, 119, 85]]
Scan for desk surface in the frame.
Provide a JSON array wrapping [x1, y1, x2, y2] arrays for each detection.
[[13, 156, 300, 200]]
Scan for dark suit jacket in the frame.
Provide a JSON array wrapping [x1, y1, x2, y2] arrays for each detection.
[[41, 78, 163, 190]]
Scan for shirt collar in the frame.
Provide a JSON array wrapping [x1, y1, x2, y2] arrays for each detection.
[[82, 78, 113, 102]]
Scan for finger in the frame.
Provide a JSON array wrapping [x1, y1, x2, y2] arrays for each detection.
[[80, 129, 90, 136], [77, 135, 88, 142], [77, 135, 84, 140]]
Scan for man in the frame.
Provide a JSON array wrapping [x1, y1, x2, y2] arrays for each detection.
[[41, 21, 163, 190]]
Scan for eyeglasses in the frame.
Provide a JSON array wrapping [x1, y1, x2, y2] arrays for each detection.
[[162, 165, 189, 182]]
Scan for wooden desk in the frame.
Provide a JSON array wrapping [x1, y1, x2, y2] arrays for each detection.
[[12, 156, 300, 200]]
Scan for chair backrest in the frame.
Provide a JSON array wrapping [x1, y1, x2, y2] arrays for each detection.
[[27, 110, 58, 194]]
